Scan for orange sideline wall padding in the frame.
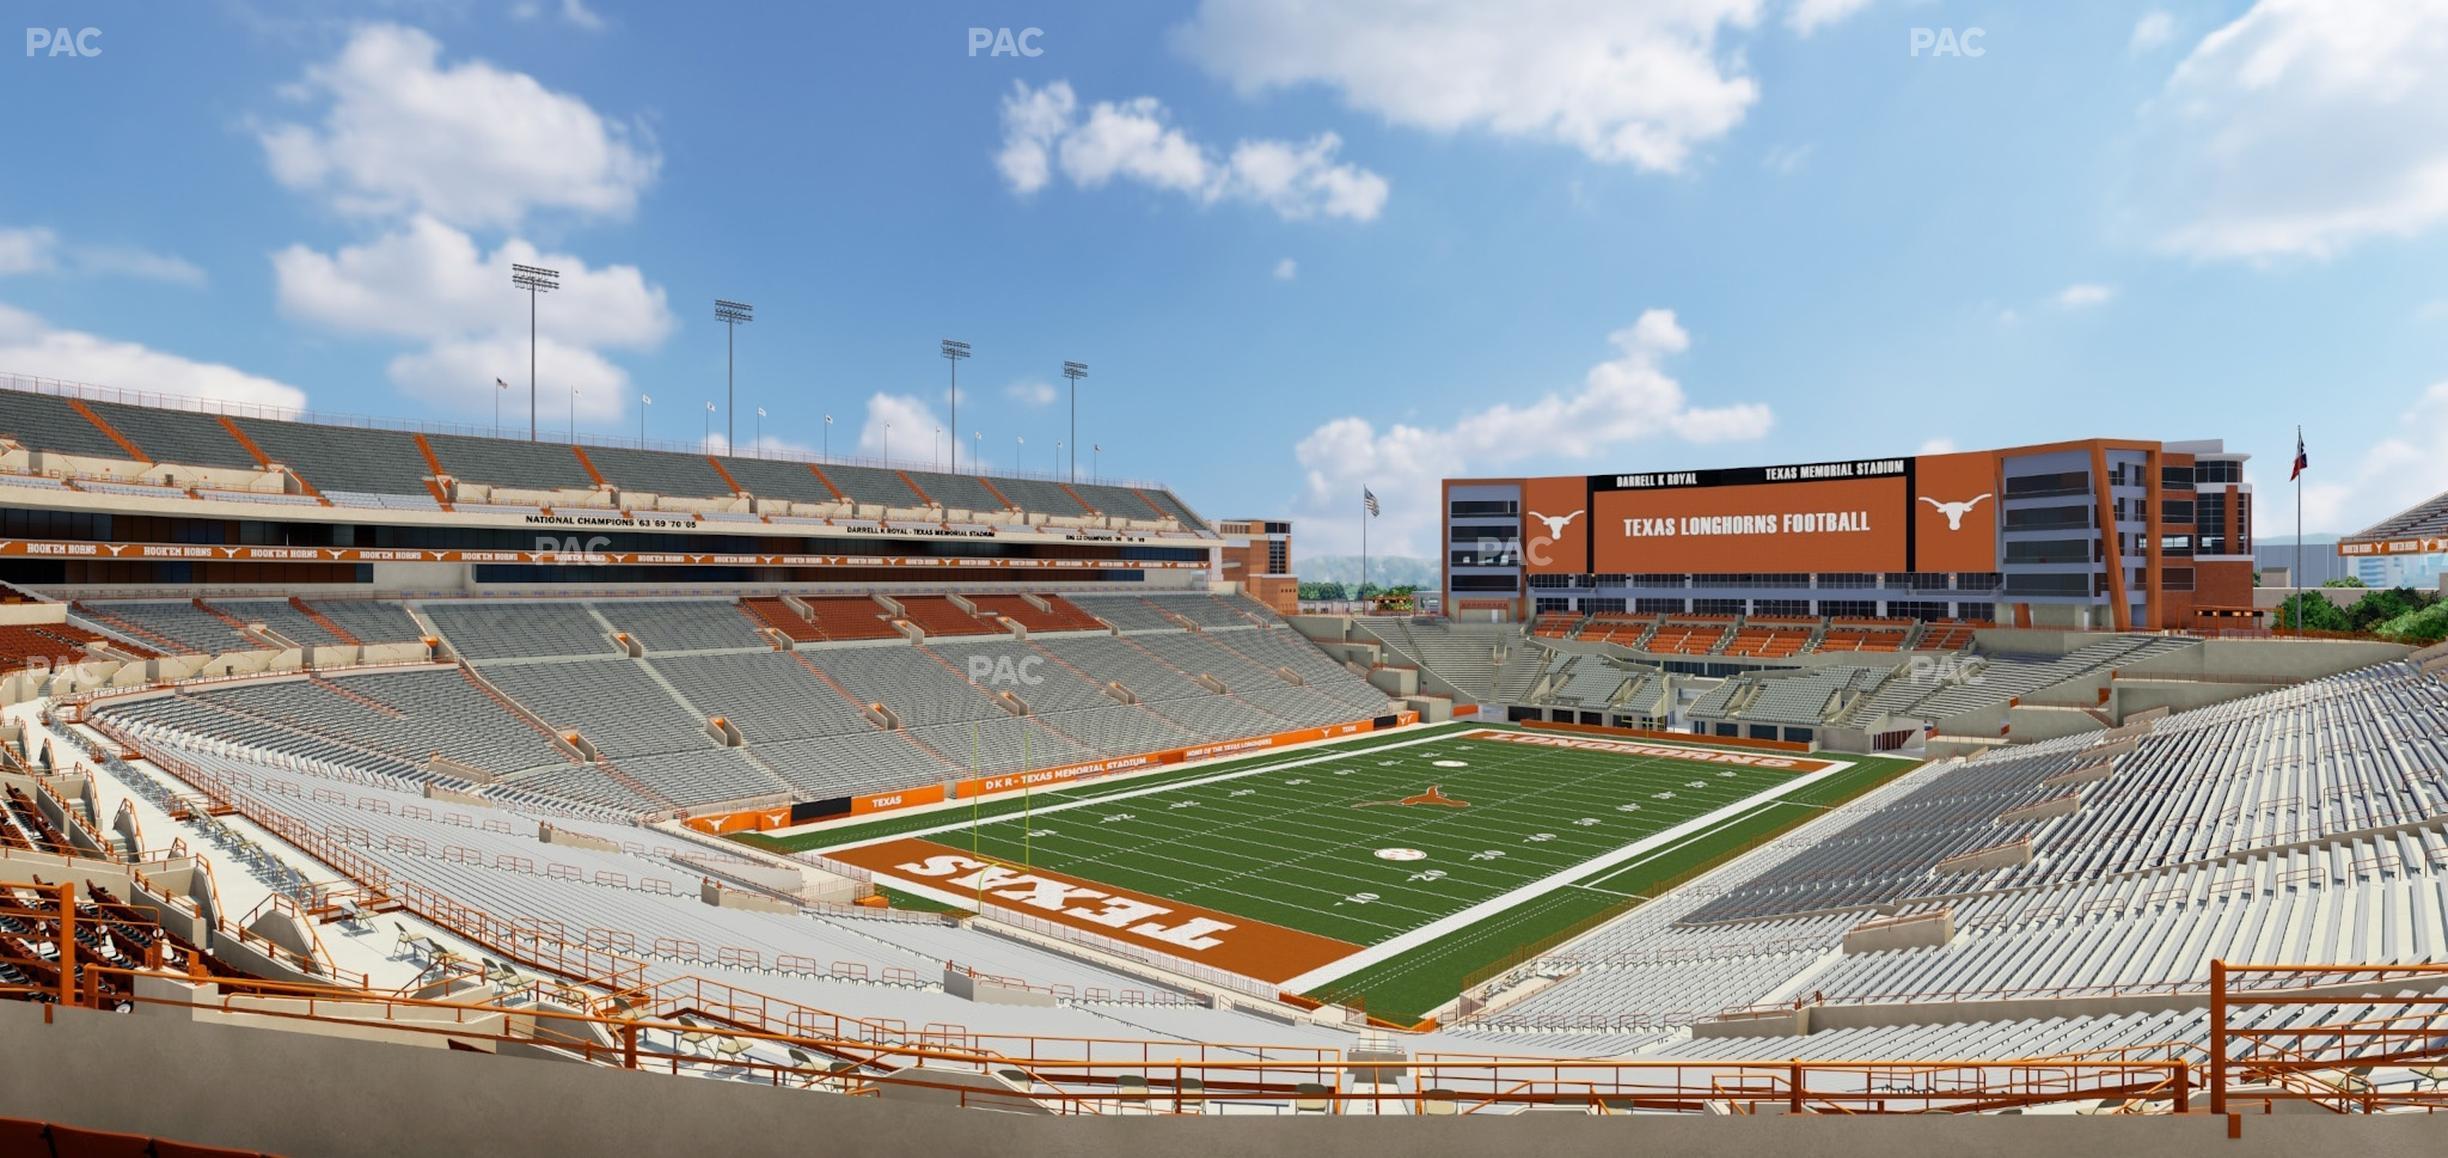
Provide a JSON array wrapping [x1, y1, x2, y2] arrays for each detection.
[[691, 712, 1421, 834]]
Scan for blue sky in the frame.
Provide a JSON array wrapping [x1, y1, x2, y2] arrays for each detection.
[[3, 0, 2446, 559]]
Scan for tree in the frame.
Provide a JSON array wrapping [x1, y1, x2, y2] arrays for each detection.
[[2322, 577, 2367, 589], [2274, 592, 2351, 632], [2377, 602, 2448, 644], [2344, 586, 2436, 632], [1298, 580, 1348, 602]]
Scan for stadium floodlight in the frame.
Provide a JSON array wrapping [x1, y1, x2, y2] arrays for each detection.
[[940, 339, 971, 471], [714, 299, 754, 455], [1062, 361, 1087, 482], [509, 263, 560, 441]]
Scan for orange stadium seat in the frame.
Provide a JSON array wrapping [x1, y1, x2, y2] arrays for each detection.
[[892, 595, 998, 638]]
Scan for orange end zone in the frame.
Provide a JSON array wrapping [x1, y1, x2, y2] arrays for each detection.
[[1458, 727, 1837, 773], [827, 836, 1364, 984]]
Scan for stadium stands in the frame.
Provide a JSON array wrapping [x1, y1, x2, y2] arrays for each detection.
[[580, 445, 732, 498], [893, 595, 997, 638], [1529, 612, 1584, 639], [0, 392, 133, 459], [232, 417, 434, 498], [967, 593, 1104, 633], [424, 601, 615, 661], [421, 434, 593, 490], [594, 599, 771, 652], [303, 599, 425, 644], [81, 402, 258, 470], [1720, 619, 1814, 658], [73, 601, 248, 654], [802, 596, 904, 641], [0, 622, 124, 666]]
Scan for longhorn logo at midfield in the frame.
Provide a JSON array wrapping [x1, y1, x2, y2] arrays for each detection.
[[1528, 509, 1584, 539], [1354, 785, 1470, 810], [1918, 493, 1992, 531]]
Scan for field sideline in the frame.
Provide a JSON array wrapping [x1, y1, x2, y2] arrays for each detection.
[[744, 722, 1919, 1021]]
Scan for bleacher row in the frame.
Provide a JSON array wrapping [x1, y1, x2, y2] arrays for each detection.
[[87, 737, 1343, 1051], [87, 591, 1395, 815], [1451, 655, 2448, 1058], [0, 388, 1208, 531], [1538, 612, 1979, 656]]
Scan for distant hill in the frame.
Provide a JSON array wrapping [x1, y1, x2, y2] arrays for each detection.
[[1292, 555, 1440, 588]]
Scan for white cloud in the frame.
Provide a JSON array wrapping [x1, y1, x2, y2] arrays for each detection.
[[1172, 0, 1772, 172], [273, 216, 673, 420], [259, 23, 657, 228], [2255, 386, 2448, 537], [1917, 437, 1958, 455], [855, 392, 955, 467], [0, 227, 203, 286], [998, 80, 1389, 221], [0, 229, 56, 276], [1273, 257, 1298, 280], [559, 0, 605, 31], [1788, 0, 1872, 37], [0, 303, 306, 410], [2130, 10, 2176, 52], [1289, 310, 1772, 555], [2055, 283, 2117, 308], [272, 216, 670, 348], [1005, 379, 1058, 407], [1763, 142, 1814, 176], [389, 334, 631, 425], [2135, 0, 2448, 260]]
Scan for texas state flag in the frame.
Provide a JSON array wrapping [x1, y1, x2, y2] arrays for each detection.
[[2291, 427, 2308, 481]]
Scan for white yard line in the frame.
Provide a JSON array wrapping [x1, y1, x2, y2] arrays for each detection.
[[1273, 752, 1855, 994]]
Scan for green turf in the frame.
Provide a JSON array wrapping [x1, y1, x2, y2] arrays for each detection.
[[1307, 755, 1919, 1022], [735, 722, 1488, 855], [743, 722, 1917, 1021]]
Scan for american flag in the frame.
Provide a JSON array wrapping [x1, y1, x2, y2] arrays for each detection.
[[2290, 427, 2308, 481], [1364, 488, 1380, 517]]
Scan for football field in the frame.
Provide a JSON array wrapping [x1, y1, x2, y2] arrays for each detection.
[[759, 723, 1917, 1021]]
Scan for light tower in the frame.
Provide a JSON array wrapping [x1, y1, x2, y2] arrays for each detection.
[[714, 299, 754, 455], [940, 339, 971, 471], [1062, 361, 1087, 482], [509, 263, 559, 441]]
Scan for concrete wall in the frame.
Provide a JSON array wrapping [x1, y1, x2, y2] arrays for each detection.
[[2, 1001, 2441, 1158], [2114, 637, 2412, 683]]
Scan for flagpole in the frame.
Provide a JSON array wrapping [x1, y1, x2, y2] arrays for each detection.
[[1361, 486, 1369, 613], [2294, 425, 2302, 639]]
